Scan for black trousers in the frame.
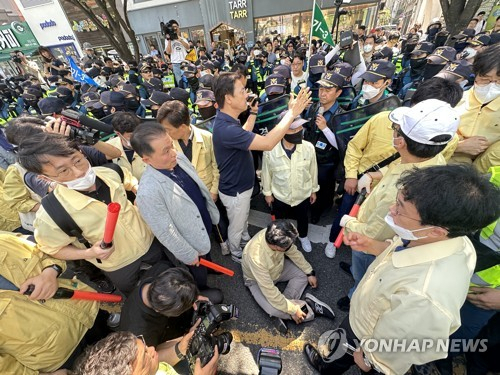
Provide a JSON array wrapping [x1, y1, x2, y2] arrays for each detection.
[[187, 253, 211, 290], [318, 316, 380, 374], [104, 238, 172, 296], [273, 197, 311, 238], [311, 163, 336, 220], [213, 198, 229, 243]]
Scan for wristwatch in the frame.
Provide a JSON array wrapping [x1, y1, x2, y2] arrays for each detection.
[[174, 342, 185, 360], [43, 264, 63, 278], [306, 270, 316, 277]]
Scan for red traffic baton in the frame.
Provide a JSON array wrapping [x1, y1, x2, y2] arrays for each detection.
[[97, 202, 121, 264], [333, 188, 368, 248], [24, 285, 122, 303], [199, 258, 234, 277], [270, 203, 276, 221]]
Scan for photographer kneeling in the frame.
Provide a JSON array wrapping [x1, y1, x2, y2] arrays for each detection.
[[73, 329, 218, 375], [119, 263, 223, 347]]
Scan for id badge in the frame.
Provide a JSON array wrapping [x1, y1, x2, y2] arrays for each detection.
[[315, 140, 327, 150]]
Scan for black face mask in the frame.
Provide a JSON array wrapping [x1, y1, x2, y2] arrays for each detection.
[[125, 98, 140, 111], [237, 55, 247, 63], [309, 72, 322, 84], [410, 57, 427, 71], [187, 77, 199, 91], [90, 107, 106, 119], [454, 41, 467, 53], [267, 93, 282, 101], [422, 63, 445, 80], [199, 106, 216, 120], [404, 43, 417, 54], [283, 132, 302, 144]]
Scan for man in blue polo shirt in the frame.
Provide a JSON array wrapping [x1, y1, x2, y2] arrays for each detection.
[[212, 72, 311, 263]]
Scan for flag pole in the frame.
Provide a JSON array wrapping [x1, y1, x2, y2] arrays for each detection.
[[307, 0, 316, 72]]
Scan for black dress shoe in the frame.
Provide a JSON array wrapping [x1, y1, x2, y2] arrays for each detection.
[[337, 296, 350, 312], [339, 261, 353, 278], [304, 343, 322, 371]]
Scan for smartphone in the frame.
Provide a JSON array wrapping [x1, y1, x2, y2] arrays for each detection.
[[301, 304, 308, 314]]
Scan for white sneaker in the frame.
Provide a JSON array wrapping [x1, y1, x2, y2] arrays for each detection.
[[220, 241, 230, 256], [299, 237, 312, 252], [325, 242, 337, 258]]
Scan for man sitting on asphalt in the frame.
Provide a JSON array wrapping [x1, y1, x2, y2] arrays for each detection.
[[242, 220, 334, 334], [304, 165, 500, 374]]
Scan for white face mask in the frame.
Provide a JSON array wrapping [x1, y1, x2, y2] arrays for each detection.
[[280, 59, 287, 65], [362, 83, 381, 100], [119, 134, 132, 149], [64, 162, 96, 190], [375, 45, 382, 51], [459, 80, 468, 88], [384, 214, 434, 241], [462, 47, 477, 60], [474, 82, 500, 104], [200, 71, 208, 77], [363, 44, 373, 53]]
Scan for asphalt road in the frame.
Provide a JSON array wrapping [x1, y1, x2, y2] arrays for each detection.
[[207, 194, 359, 375]]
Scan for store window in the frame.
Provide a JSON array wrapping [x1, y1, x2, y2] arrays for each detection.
[[254, 3, 378, 42], [144, 33, 162, 55]]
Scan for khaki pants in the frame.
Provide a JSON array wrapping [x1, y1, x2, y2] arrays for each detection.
[[245, 259, 308, 320], [219, 188, 253, 257]]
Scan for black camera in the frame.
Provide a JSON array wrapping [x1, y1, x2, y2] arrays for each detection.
[[186, 301, 238, 373], [160, 21, 178, 40], [258, 348, 282, 375], [48, 109, 114, 145]]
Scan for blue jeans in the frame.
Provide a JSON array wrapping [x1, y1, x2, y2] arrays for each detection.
[[451, 299, 496, 347], [172, 63, 183, 87], [348, 250, 375, 299], [329, 192, 358, 243]]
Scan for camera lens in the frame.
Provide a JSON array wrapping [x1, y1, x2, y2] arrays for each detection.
[[213, 332, 233, 355]]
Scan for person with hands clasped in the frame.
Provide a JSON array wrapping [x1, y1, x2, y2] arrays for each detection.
[[304, 165, 500, 375], [242, 220, 334, 335], [335, 99, 459, 313]]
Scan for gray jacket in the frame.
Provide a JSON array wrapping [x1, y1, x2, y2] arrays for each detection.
[[136, 154, 219, 264]]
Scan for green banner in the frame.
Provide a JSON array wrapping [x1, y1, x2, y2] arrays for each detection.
[[312, 3, 335, 46], [0, 21, 39, 54]]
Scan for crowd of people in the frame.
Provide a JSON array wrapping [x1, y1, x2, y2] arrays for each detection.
[[0, 11, 500, 375]]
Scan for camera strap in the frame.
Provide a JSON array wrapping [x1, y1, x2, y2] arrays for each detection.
[[42, 192, 92, 248]]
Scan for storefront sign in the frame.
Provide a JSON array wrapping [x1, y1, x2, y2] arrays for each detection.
[[229, 0, 248, 19], [40, 20, 57, 30], [57, 35, 76, 41], [0, 22, 39, 53]]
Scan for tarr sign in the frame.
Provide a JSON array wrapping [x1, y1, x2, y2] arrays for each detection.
[[229, 0, 248, 19]]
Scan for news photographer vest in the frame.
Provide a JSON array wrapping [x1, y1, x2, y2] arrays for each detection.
[[303, 101, 343, 166]]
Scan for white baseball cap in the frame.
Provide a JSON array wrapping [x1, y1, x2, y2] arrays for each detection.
[[388, 99, 459, 145], [279, 110, 308, 129]]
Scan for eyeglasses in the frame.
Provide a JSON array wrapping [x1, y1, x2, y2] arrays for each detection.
[[475, 76, 499, 85], [142, 70, 152, 74], [393, 195, 421, 222], [46, 155, 87, 178]]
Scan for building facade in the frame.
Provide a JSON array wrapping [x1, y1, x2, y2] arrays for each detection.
[[127, 0, 379, 55], [12, 0, 83, 62]]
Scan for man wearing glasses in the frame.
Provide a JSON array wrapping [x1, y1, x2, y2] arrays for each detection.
[[334, 99, 459, 313], [16, 132, 171, 296], [242, 220, 334, 334], [450, 44, 500, 173], [304, 165, 500, 374]]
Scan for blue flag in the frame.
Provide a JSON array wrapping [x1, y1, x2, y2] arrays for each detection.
[[68, 57, 99, 86]]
